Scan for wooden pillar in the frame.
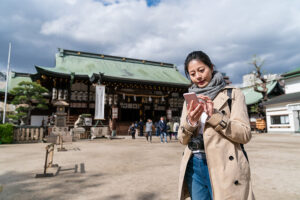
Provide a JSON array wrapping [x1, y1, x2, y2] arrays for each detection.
[[40, 127, 44, 141], [26, 128, 30, 141], [31, 128, 35, 141], [21, 128, 25, 141]]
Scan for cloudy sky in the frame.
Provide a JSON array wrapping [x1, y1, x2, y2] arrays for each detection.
[[1, 0, 300, 85]]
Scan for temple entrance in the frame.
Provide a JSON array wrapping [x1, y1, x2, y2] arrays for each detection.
[[120, 109, 139, 122]]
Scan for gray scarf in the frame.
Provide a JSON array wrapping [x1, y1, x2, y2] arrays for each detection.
[[188, 71, 226, 100]]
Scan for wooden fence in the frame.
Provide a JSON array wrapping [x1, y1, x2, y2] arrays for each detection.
[[13, 126, 45, 143]]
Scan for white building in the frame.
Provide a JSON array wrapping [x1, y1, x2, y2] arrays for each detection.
[[243, 73, 281, 87], [264, 67, 300, 133]]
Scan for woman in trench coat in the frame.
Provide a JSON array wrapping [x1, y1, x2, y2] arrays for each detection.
[[178, 51, 255, 200]]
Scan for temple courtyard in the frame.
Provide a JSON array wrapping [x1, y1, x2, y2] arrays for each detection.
[[0, 133, 300, 200]]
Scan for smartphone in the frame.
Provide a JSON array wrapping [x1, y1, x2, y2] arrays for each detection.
[[183, 92, 200, 109]]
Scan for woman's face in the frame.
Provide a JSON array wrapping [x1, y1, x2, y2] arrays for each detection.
[[188, 59, 213, 88]]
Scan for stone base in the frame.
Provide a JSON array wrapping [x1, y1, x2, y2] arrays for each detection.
[[45, 135, 73, 143]]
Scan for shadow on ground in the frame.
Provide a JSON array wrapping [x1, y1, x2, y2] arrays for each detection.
[[0, 164, 109, 200]]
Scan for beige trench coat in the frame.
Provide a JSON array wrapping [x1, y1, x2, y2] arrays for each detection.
[[178, 86, 255, 200]]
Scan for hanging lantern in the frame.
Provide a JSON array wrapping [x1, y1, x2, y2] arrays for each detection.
[[83, 91, 88, 101], [134, 95, 136, 102], [123, 93, 125, 100], [63, 89, 68, 100], [52, 88, 57, 100], [109, 94, 113, 105], [58, 89, 63, 100], [105, 93, 108, 104], [78, 91, 83, 101], [149, 96, 152, 102], [114, 94, 118, 105], [161, 96, 165, 102]]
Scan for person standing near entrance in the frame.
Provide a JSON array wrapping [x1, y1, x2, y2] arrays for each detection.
[[158, 116, 167, 143], [128, 122, 136, 139], [145, 119, 153, 142], [138, 119, 144, 136], [167, 120, 174, 141], [178, 51, 254, 200], [109, 118, 117, 137], [155, 120, 160, 136], [173, 120, 179, 140]]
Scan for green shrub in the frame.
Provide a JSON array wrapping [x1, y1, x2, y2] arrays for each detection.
[[0, 123, 14, 144]]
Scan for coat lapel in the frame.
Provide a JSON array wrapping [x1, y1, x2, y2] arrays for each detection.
[[213, 91, 229, 111]]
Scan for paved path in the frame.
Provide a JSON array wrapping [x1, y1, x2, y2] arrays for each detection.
[[0, 134, 300, 200]]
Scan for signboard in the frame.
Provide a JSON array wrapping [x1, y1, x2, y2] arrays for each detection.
[[112, 107, 118, 119], [167, 109, 172, 120], [94, 85, 105, 120]]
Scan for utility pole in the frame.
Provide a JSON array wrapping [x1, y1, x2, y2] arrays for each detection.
[[3, 42, 11, 124]]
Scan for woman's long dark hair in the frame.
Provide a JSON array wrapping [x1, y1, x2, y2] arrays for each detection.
[[184, 51, 214, 79]]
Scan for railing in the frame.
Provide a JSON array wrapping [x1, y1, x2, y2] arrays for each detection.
[[13, 126, 45, 143]]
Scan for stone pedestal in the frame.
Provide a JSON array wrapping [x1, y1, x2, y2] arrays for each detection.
[[47, 126, 72, 143]]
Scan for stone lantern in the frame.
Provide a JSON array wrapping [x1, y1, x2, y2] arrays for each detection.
[[54, 101, 68, 127], [47, 100, 72, 143]]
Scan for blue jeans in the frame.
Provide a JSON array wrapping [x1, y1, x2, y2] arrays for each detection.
[[156, 128, 160, 136], [146, 131, 152, 142], [185, 154, 213, 200], [160, 132, 167, 143]]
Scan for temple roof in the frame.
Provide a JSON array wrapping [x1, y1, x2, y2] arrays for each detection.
[[0, 72, 32, 94], [282, 67, 300, 79], [240, 81, 283, 105], [35, 48, 190, 87], [264, 91, 300, 106]]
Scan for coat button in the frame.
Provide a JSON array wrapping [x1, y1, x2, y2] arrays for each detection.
[[234, 180, 239, 185], [221, 110, 226, 115], [229, 156, 234, 160]]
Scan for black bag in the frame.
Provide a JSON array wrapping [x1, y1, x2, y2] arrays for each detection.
[[227, 88, 249, 162], [188, 134, 204, 151]]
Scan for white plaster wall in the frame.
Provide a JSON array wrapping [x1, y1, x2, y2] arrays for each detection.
[[285, 77, 300, 94], [31, 115, 48, 126], [293, 111, 300, 132], [266, 103, 295, 132]]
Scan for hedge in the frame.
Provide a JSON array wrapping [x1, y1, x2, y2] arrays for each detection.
[[0, 123, 14, 144]]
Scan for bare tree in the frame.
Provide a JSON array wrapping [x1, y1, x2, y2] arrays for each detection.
[[251, 55, 268, 117]]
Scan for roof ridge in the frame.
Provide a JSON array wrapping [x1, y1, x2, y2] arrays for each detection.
[[282, 66, 300, 77], [58, 48, 175, 68]]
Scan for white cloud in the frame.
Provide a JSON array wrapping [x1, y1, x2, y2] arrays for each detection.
[[1, 0, 300, 83]]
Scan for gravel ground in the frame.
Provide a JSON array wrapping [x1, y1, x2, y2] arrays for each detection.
[[0, 133, 300, 200]]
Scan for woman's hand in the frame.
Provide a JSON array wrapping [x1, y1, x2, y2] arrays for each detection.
[[197, 95, 214, 117], [187, 100, 204, 126]]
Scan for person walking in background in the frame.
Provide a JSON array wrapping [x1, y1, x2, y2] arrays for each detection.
[[128, 122, 136, 139], [138, 119, 144, 136], [167, 120, 174, 141], [173, 120, 179, 140], [155, 120, 160, 136], [145, 119, 153, 142], [134, 121, 139, 137], [158, 116, 167, 143], [109, 118, 117, 138]]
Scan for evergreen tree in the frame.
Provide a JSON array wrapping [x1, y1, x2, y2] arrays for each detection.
[[9, 81, 48, 125]]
